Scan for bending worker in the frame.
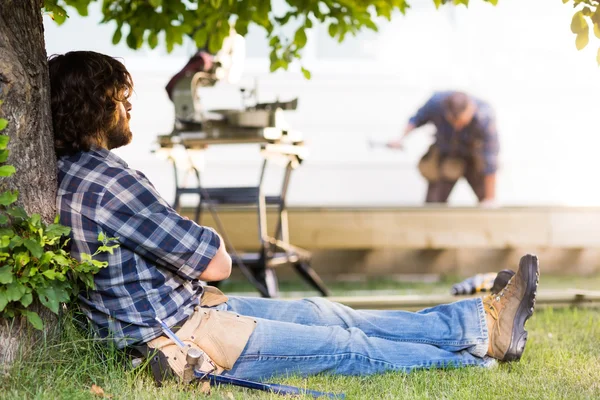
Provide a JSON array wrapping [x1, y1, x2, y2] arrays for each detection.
[[388, 91, 500, 205]]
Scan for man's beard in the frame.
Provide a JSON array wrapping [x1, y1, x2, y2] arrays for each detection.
[[105, 119, 132, 150]]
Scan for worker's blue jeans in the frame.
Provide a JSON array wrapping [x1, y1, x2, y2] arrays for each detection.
[[217, 296, 495, 381]]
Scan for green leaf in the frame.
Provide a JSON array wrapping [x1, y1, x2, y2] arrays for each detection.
[[234, 19, 249, 36], [15, 253, 30, 268], [9, 235, 23, 249], [328, 24, 338, 38], [148, 30, 159, 49], [0, 119, 7, 131], [571, 11, 588, 34], [6, 207, 27, 220], [52, 254, 70, 266], [24, 239, 43, 259], [0, 135, 8, 150], [301, 67, 311, 79], [72, 1, 89, 16], [42, 269, 58, 280], [0, 214, 7, 225], [23, 310, 44, 330], [37, 286, 60, 314], [45, 223, 70, 238], [0, 149, 9, 162], [149, 0, 162, 7], [165, 27, 175, 53], [5, 282, 26, 302], [0, 290, 8, 312], [46, 3, 68, 25], [112, 27, 123, 45], [0, 190, 18, 206], [576, 30, 589, 50], [294, 28, 307, 49], [126, 30, 139, 49], [28, 213, 41, 228], [594, 23, 600, 39], [208, 32, 223, 54], [0, 165, 16, 177], [0, 265, 13, 284], [19, 292, 33, 308]]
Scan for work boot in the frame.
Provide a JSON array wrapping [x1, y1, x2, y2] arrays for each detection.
[[483, 254, 539, 361], [490, 269, 516, 295]]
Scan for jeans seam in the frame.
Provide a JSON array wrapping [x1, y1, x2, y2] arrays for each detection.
[[236, 352, 480, 370], [363, 335, 486, 347], [474, 297, 489, 358]]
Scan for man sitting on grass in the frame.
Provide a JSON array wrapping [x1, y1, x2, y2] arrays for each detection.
[[49, 51, 540, 382]]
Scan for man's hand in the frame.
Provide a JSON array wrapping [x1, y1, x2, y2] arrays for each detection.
[[387, 123, 415, 150], [386, 139, 405, 150]]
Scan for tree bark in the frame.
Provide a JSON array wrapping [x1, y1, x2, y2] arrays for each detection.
[[0, 0, 58, 371]]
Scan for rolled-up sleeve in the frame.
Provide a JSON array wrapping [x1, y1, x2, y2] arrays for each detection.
[[408, 94, 443, 128], [96, 172, 220, 280]]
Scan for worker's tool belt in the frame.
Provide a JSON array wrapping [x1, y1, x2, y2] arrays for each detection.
[[418, 144, 466, 182], [146, 286, 257, 382]]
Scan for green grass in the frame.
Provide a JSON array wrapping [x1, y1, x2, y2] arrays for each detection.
[[2, 276, 600, 400], [218, 272, 600, 297]]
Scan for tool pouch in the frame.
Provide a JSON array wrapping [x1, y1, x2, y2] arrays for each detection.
[[146, 296, 256, 383]]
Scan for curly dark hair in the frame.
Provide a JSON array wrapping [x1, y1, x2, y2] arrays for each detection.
[[48, 51, 133, 157]]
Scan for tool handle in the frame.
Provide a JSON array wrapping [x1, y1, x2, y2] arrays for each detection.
[[209, 374, 345, 399], [267, 382, 345, 399]]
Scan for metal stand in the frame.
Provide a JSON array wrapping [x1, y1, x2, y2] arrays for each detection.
[[169, 142, 330, 298]]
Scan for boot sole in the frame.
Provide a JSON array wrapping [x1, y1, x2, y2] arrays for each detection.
[[503, 254, 540, 362]]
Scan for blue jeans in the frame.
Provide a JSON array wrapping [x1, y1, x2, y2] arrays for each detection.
[[215, 296, 494, 381]]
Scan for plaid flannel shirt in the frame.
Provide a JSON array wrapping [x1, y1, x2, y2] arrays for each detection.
[[409, 91, 500, 174], [57, 147, 220, 348]]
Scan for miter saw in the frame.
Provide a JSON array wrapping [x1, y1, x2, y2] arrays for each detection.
[[165, 28, 299, 142]]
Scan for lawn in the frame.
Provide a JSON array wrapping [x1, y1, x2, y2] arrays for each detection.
[[2, 275, 599, 400]]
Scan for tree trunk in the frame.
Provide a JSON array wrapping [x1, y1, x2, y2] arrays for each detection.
[[0, 0, 58, 371]]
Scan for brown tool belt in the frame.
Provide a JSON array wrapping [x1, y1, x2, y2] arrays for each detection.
[[147, 286, 257, 382]]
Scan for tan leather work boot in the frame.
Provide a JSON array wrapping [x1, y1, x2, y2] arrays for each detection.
[[483, 254, 539, 361]]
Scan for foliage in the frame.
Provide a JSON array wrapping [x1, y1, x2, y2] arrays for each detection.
[[0, 102, 117, 330], [43, 0, 499, 74], [562, 0, 600, 65]]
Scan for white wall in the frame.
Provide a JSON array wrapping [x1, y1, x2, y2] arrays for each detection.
[[43, 0, 600, 207]]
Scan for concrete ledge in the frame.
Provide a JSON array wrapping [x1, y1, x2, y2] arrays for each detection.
[[181, 206, 600, 250]]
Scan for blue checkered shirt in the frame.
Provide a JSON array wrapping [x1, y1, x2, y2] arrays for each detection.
[[409, 91, 500, 174], [57, 147, 220, 348]]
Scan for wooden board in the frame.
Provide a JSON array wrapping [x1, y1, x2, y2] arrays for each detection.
[[181, 206, 600, 250]]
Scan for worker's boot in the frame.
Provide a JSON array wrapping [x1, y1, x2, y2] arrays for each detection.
[[483, 254, 539, 361], [490, 269, 516, 295]]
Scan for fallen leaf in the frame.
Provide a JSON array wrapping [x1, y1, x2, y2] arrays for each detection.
[[90, 385, 105, 397], [201, 381, 211, 395], [90, 384, 113, 398]]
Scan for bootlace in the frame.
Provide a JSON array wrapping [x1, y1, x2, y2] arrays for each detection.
[[484, 276, 516, 321]]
